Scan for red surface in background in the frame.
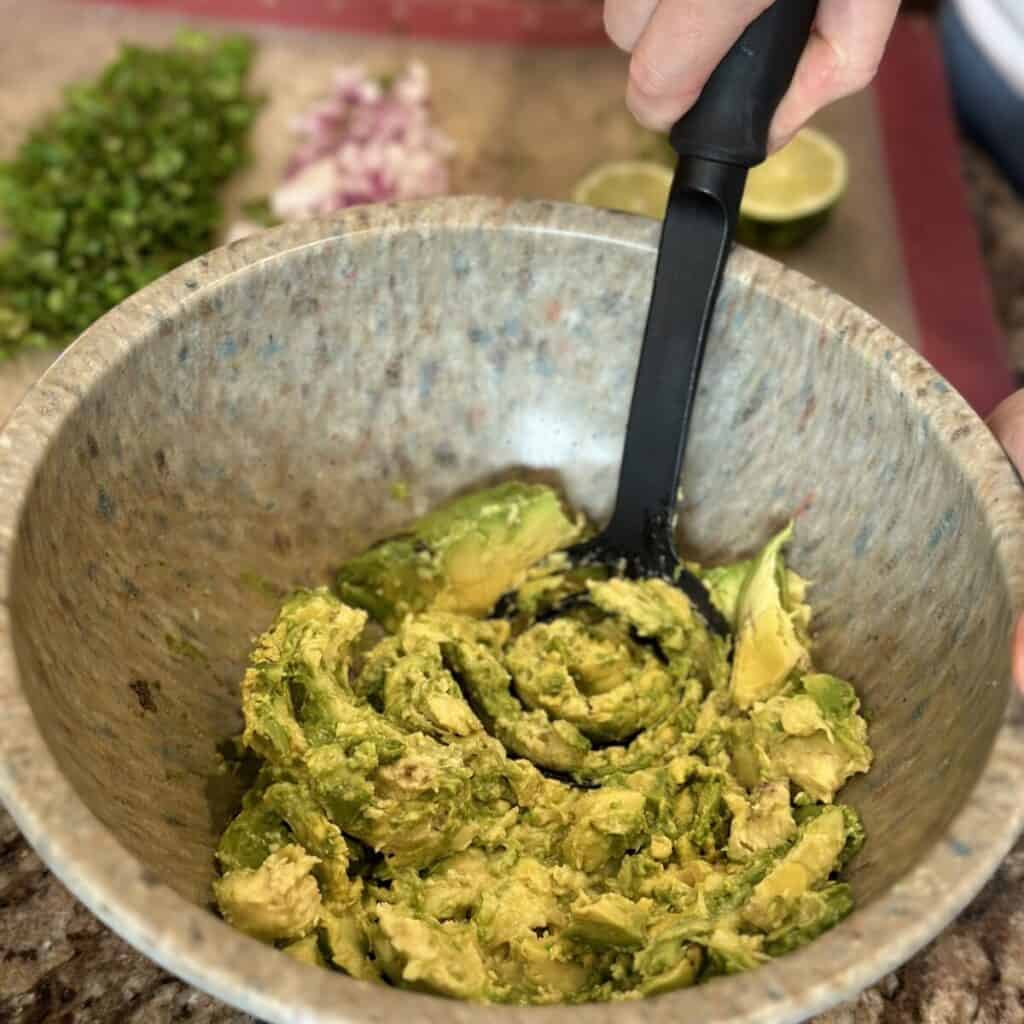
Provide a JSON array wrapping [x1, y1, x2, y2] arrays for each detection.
[[874, 15, 1014, 416], [78, 0, 610, 46]]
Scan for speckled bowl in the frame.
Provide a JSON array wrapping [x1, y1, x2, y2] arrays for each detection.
[[0, 198, 1022, 1023]]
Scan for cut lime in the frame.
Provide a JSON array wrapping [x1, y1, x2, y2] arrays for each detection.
[[737, 127, 848, 249], [573, 161, 674, 219]]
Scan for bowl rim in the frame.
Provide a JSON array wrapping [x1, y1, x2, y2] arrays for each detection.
[[0, 196, 1023, 1024]]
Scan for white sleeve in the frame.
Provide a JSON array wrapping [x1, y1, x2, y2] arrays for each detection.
[[954, 0, 1024, 98]]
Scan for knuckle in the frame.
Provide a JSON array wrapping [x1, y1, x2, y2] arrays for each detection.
[[818, 40, 882, 100], [628, 52, 669, 100], [629, 52, 701, 112], [846, 59, 881, 92]]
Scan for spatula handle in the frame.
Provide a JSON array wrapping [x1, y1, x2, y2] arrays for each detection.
[[600, 0, 819, 591], [669, 0, 819, 167]]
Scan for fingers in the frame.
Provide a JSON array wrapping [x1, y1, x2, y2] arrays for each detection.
[[607, 0, 899, 141], [987, 389, 1024, 472], [769, 0, 900, 151], [605, 0, 659, 52], [617, 0, 774, 131], [1013, 615, 1024, 695], [988, 389, 1024, 695]]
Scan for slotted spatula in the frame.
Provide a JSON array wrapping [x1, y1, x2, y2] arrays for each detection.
[[505, 0, 819, 637]]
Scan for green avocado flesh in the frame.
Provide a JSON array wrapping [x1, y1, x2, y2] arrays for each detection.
[[213, 482, 872, 1004]]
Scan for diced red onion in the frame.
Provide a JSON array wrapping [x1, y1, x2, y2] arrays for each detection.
[[270, 61, 454, 220]]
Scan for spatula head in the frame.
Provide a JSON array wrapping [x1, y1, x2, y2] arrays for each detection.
[[492, 533, 731, 639]]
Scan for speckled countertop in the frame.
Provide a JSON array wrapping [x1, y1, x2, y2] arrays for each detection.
[[2, 3, 1024, 1023]]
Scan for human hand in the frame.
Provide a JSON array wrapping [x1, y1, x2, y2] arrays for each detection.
[[604, 0, 901, 151], [988, 389, 1024, 692]]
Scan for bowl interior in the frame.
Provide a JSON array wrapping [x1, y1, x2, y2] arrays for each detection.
[[7, 216, 1012, 926]]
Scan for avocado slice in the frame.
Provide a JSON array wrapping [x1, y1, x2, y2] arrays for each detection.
[[729, 525, 811, 709], [337, 482, 581, 629]]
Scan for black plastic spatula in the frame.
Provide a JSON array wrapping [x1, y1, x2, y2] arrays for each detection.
[[523, 0, 819, 637]]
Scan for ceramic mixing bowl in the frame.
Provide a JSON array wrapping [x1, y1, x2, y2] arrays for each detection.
[[0, 198, 1023, 1024]]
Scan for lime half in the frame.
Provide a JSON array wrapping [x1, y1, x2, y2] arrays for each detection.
[[573, 161, 674, 219], [738, 127, 848, 249]]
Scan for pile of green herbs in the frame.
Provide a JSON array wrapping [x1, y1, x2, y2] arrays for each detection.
[[0, 30, 261, 357]]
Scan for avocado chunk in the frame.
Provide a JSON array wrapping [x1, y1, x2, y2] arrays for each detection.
[[563, 787, 648, 872], [337, 482, 581, 629], [443, 633, 592, 772], [763, 882, 854, 955], [240, 588, 367, 763], [319, 906, 380, 981], [215, 800, 292, 873], [214, 844, 322, 943], [373, 903, 490, 1000], [742, 806, 847, 931], [634, 916, 708, 995], [704, 927, 769, 975], [567, 893, 649, 949], [587, 576, 731, 691], [507, 617, 678, 742], [752, 674, 873, 802], [513, 935, 595, 1001], [726, 781, 797, 863], [474, 856, 566, 951], [282, 932, 327, 967]]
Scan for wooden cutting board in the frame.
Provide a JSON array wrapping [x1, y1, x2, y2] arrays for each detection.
[[5, 3, 1012, 416]]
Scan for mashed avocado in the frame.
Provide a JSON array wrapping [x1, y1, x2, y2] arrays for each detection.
[[213, 483, 872, 1004]]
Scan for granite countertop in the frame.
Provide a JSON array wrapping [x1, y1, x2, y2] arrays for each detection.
[[4, 796, 1022, 1024], [965, 143, 1024, 377], [3, 5, 1024, 1023]]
